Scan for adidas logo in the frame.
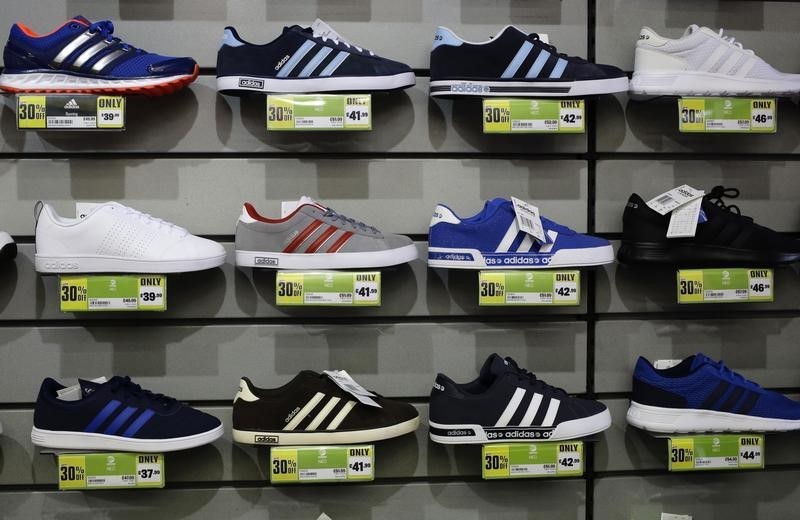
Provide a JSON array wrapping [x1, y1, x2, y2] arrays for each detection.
[[64, 98, 80, 110], [274, 55, 291, 71], [238, 78, 265, 89]]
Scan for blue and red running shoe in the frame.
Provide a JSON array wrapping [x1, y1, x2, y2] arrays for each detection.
[[31, 376, 223, 452], [0, 16, 198, 95], [427, 198, 613, 269], [628, 353, 800, 433]]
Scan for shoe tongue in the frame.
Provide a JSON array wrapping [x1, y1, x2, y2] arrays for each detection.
[[690, 353, 713, 371], [479, 353, 515, 382], [281, 196, 326, 217], [71, 15, 91, 26], [684, 24, 701, 37], [78, 378, 104, 398]]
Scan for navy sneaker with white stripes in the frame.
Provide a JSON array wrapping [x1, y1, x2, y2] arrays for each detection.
[[31, 376, 223, 452], [232, 372, 420, 445], [429, 25, 628, 97], [429, 354, 611, 444], [428, 198, 614, 269], [217, 19, 415, 94], [628, 353, 800, 433]]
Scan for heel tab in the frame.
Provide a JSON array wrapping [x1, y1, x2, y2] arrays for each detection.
[[430, 204, 460, 227], [33, 200, 44, 229], [637, 26, 666, 45], [234, 377, 259, 403], [432, 26, 463, 51], [220, 27, 244, 49]]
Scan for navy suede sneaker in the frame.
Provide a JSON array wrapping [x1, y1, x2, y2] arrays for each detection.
[[31, 376, 223, 452], [217, 19, 415, 94]]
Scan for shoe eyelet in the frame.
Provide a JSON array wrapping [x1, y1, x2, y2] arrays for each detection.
[[70, 23, 80, 29]]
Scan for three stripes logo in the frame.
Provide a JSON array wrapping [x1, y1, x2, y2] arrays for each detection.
[[50, 25, 132, 74], [276, 41, 350, 79], [283, 219, 354, 254], [83, 400, 155, 438], [485, 387, 560, 440], [274, 392, 357, 435]]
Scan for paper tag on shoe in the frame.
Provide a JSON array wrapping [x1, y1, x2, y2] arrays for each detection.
[[57, 377, 108, 401], [282, 196, 325, 217], [667, 197, 703, 238], [76, 202, 103, 219], [323, 370, 381, 408], [645, 185, 704, 215], [511, 197, 547, 243], [653, 359, 682, 370]]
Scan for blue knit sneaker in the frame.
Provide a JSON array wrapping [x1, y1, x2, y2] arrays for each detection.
[[628, 353, 800, 433]]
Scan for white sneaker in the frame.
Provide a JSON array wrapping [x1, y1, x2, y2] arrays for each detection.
[[0, 231, 16, 263], [631, 25, 800, 96], [34, 201, 226, 273]]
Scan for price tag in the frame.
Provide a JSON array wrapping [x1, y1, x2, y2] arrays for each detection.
[[482, 442, 583, 479], [275, 271, 380, 306], [678, 97, 776, 133], [478, 271, 580, 306], [646, 185, 704, 215], [483, 99, 584, 133], [59, 275, 167, 312], [267, 94, 371, 130], [668, 435, 764, 472], [57, 452, 164, 490], [17, 94, 125, 130], [270, 445, 374, 483], [677, 268, 773, 304]]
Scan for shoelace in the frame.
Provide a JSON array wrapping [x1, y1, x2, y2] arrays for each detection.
[[528, 33, 571, 59], [322, 208, 378, 233], [717, 28, 754, 55], [506, 357, 568, 397], [312, 29, 374, 56], [705, 185, 752, 221], [87, 20, 133, 51], [120, 205, 188, 235], [108, 376, 177, 408], [708, 359, 760, 390]]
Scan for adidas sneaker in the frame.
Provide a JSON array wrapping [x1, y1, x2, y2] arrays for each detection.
[[235, 196, 418, 269], [0, 232, 16, 263], [232, 371, 420, 445], [34, 201, 226, 273], [217, 19, 415, 94], [428, 198, 614, 269], [31, 376, 223, 452], [628, 353, 800, 433], [429, 25, 628, 97], [429, 354, 611, 444], [631, 25, 800, 96], [0, 16, 198, 95]]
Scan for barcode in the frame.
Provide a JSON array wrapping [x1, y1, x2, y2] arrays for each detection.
[[706, 291, 724, 298], [513, 121, 533, 128], [49, 119, 73, 125], [656, 194, 674, 205]]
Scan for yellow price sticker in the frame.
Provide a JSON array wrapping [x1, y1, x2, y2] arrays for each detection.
[[677, 270, 704, 303], [275, 273, 305, 305], [58, 455, 87, 490], [478, 272, 507, 305], [482, 445, 510, 479], [18, 95, 47, 129], [270, 448, 299, 483], [678, 98, 706, 132], [483, 99, 512, 133], [669, 437, 695, 471], [267, 96, 295, 130], [60, 277, 89, 312]]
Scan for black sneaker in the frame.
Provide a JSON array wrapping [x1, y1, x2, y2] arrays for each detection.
[[618, 186, 800, 266], [429, 25, 628, 97], [232, 372, 420, 445], [429, 354, 611, 444], [217, 19, 415, 94]]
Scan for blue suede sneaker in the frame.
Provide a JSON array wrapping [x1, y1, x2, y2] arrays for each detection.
[[427, 198, 613, 269], [31, 376, 223, 452], [217, 19, 415, 94], [628, 353, 800, 433], [0, 15, 198, 95]]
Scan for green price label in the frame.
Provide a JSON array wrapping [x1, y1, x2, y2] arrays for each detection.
[[270, 445, 374, 483], [59, 275, 167, 312], [482, 442, 583, 479], [483, 99, 584, 133], [676, 268, 773, 304], [678, 97, 776, 133], [17, 94, 125, 130], [275, 271, 380, 306], [668, 435, 764, 472], [267, 94, 371, 130], [58, 452, 165, 490], [478, 270, 579, 306]]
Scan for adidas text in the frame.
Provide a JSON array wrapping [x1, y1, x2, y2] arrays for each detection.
[[238, 78, 265, 89], [254, 435, 279, 444], [275, 55, 291, 70], [449, 82, 490, 94], [254, 256, 279, 266]]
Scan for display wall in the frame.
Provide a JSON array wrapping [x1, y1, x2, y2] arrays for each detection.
[[2, 1, 800, 518]]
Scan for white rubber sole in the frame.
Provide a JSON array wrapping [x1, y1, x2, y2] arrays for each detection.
[[35, 253, 227, 274], [232, 416, 420, 445], [429, 409, 612, 444], [427, 244, 614, 270], [626, 401, 800, 433], [236, 243, 418, 269], [630, 71, 800, 96], [31, 424, 224, 452], [217, 72, 416, 93], [0, 72, 196, 91], [429, 76, 629, 97]]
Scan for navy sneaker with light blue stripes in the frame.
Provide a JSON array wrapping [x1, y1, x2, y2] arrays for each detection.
[[429, 25, 628, 97], [31, 376, 223, 452], [217, 19, 415, 94], [628, 353, 800, 433]]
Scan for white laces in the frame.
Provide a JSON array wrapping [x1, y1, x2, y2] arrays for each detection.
[[117, 205, 187, 236], [717, 28, 753, 55], [313, 29, 374, 56]]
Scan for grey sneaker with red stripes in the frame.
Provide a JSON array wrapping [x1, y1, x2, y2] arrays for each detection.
[[234, 196, 418, 269]]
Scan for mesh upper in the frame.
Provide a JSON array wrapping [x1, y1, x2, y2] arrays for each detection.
[[109, 53, 170, 76]]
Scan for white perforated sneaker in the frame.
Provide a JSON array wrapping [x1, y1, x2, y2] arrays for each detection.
[[631, 25, 800, 96], [34, 201, 226, 273]]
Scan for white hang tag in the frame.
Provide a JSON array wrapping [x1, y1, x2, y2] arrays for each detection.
[[57, 376, 108, 401], [645, 185, 704, 215], [538, 34, 549, 44], [666, 197, 703, 238], [511, 197, 547, 243], [75, 202, 102, 219], [311, 19, 344, 41], [323, 370, 382, 408], [661, 514, 692, 520], [653, 360, 682, 370]]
